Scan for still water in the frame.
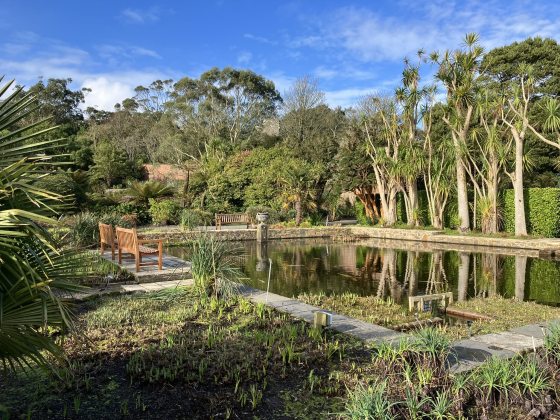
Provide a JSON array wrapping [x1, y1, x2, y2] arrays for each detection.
[[167, 239, 560, 306]]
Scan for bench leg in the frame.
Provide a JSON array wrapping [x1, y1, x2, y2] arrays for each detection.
[[111, 244, 115, 260], [158, 242, 163, 270], [118, 247, 122, 265], [100, 242, 105, 256], [135, 252, 140, 273]]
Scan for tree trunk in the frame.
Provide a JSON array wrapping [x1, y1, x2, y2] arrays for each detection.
[[515, 255, 527, 301], [385, 193, 397, 225], [456, 160, 470, 231], [458, 252, 470, 301], [513, 137, 527, 236], [407, 179, 419, 226], [295, 200, 302, 226]]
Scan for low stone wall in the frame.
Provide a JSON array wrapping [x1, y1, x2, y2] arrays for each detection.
[[139, 225, 560, 254]]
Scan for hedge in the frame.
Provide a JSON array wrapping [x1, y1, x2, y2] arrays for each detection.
[[503, 188, 560, 237]]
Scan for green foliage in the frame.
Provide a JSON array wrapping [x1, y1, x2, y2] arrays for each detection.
[[344, 381, 396, 420], [34, 170, 89, 211], [127, 180, 173, 206], [0, 76, 91, 371], [148, 198, 180, 225], [68, 211, 135, 248], [354, 201, 373, 226], [179, 208, 213, 230], [114, 202, 151, 225], [503, 188, 560, 237], [189, 236, 241, 299], [90, 141, 137, 187]]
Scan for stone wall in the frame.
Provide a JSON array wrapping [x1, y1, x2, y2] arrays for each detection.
[[139, 225, 560, 253]]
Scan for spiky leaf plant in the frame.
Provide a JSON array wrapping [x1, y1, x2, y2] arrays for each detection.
[[0, 77, 88, 371], [189, 235, 240, 300]]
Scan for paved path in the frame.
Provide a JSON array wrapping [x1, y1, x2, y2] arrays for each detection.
[[236, 284, 556, 372], [99, 251, 191, 283], [68, 279, 193, 301], [237, 284, 407, 344]]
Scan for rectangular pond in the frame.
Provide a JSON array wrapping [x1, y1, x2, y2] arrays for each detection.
[[166, 238, 560, 307]]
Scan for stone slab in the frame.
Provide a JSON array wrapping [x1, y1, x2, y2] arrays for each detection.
[[470, 331, 543, 353], [450, 338, 516, 373], [509, 323, 549, 340], [69, 279, 193, 301]]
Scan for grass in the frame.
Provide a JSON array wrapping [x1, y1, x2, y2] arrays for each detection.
[[298, 292, 434, 328], [298, 293, 560, 341], [0, 287, 361, 418], [442, 296, 560, 340], [2, 287, 560, 418]]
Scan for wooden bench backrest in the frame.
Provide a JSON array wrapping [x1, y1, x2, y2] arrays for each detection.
[[215, 213, 249, 224], [116, 227, 139, 255], [99, 223, 115, 246]]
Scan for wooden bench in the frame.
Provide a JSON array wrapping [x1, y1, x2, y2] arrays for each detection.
[[116, 227, 163, 272], [99, 222, 117, 260], [215, 213, 250, 230]]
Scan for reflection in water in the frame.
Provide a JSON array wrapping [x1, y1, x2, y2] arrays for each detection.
[[166, 239, 560, 307]]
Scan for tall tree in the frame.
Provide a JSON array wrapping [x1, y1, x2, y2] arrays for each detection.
[[432, 33, 485, 231], [170, 67, 281, 152]]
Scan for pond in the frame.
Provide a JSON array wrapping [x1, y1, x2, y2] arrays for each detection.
[[166, 238, 560, 307]]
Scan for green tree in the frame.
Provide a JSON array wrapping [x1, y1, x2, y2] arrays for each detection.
[[278, 158, 322, 225], [432, 33, 485, 231], [90, 141, 136, 187]]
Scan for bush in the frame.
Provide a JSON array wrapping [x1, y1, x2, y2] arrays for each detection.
[[190, 235, 240, 299], [115, 202, 151, 225], [149, 198, 180, 225], [503, 188, 560, 237], [128, 180, 173, 205], [180, 208, 213, 230], [354, 201, 373, 226], [67, 211, 135, 248]]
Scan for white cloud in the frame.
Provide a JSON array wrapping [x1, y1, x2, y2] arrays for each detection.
[[80, 70, 172, 110], [243, 33, 277, 45], [81, 76, 133, 110], [290, 3, 560, 63], [237, 51, 253, 65], [0, 35, 174, 111], [121, 8, 160, 24]]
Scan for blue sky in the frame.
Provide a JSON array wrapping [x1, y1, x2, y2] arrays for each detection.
[[1, 1, 559, 110]]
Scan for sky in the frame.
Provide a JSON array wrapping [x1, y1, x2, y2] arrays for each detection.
[[1, 1, 559, 111]]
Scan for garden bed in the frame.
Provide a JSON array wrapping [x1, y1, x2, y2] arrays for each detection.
[[298, 293, 560, 341], [3, 287, 560, 418]]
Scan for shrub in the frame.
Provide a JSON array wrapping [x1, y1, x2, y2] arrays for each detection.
[[179, 208, 213, 230], [354, 201, 373, 226], [115, 202, 151, 225], [149, 198, 180, 225], [190, 235, 240, 299], [68, 211, 135, 248], [503, 188, 560, 237], [128, 180, 173, 205]]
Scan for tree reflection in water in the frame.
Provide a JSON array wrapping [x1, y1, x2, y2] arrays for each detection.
[[165, 239, 559, 307]]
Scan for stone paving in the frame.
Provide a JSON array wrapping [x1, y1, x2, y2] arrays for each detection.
[[99, 250, 191, 283], [236, 284, 556, 372], [68, 279, 194, 301]]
